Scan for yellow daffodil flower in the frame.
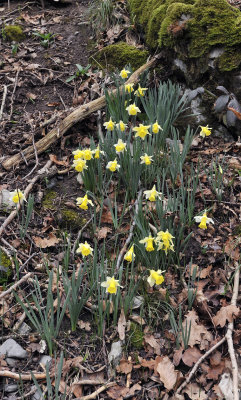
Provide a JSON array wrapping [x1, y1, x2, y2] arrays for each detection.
[[106, 159, 120, 172], [76, 194, 94, 210], [104, 118, 115, 131], [133, 124, 151, 140], [73, 159, 88, 172], [114, 139, 126, 154], [83, 148, 93, 161], [194, 210, 214, 230], [93, 145, 104, 159], [139, 236, 155, 252], [155, 230, 174, 254], [76, 241, 93, 257], [144, 185, 162, 201], [126, 103, 141, 116], [120, 68, 130, 79], [200, 125, 212, 137], [125, 83, 134, 93], [116, 120, 127, 132], [152, 121, 163, 134], [72, 149, 84, 159], [10, 190, 26, 204], [134, 85, 147, 97], [140, 153, 153, 165], [124, 245, 135, 262], [101, 276, 120, 294], [147, 270, 165, 287]]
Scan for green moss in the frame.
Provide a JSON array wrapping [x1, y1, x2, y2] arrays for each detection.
[[0, 250, 12, 285], [42, 190, 58, 210], [128, 0, 241, 71], [59, 209, 87, 231], [92, 42, 149, 71], [4, 25, 25, 42], [129, 322, 144, 349]]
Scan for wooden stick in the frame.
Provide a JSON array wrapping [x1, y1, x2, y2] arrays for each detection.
[[0, 370, 46, 381], [0, 272, 33, 300], [75, 382, 116, 400], [2, 56, 160, 171]]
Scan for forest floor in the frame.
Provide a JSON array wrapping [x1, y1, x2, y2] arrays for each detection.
[[0, 1, 241, 400]]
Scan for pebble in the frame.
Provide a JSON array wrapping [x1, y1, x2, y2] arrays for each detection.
[[0, 339, 28, 359], [39, 355, 52, 367], [3, 384, 18, 393], [17, 322, 31, 335], [108, 340, 122, 368]]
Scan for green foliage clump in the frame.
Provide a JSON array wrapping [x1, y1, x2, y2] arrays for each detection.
[[128, 0, 241, 71], [93, 42, 149, 71], [59, 209, 86, 231], [42, 190, 58, 210], [129, 322, 144, 349], [3, 25, 25, 42], [0, 251, 12, 285]]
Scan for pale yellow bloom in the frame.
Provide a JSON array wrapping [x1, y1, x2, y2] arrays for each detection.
[[125, 83, 134, 93], [10, 190, 26, 204], [200, 125, 212, 137], [93, 145, 104, 159], [120, 68, 130, 79], [140, 153, 153, 165], [194, 211, 214, 230], [72, 149, 84, 160], [144, 185, 162, 201], [104, 118, 115, 131], [101, 276, 120, 294], [83, 148, 93, 161], [73, 159, 88, 172], [124, 245, 135, 262], [133, 124, 151, 140], [126, 103, 141, 116], [106, 159, 120, 172], [147, 270, 164, 287], [135, 85, 147, 97], [76, 241, 93, 257], [76, 194, 94, 210], [114, 139, 126, 154], [116, 120, 127, 132], [139, 236, 155, 252], [152, 121, 163, 134], [155, 230, 174, 254]]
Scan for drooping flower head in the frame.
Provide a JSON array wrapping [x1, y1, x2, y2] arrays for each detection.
[[101, 276, 120, 294], [126, 103, 141, 116], [140, 153, 153, 165], [73, 159, 88, 172], [106, 159, 120, 172], [116, 120, 127, 132], [155, 230, 174, 255], [76, 241, 93, 257], [114, 139, 126, 154], [200, 125, 212, 138], [152, 121, 163, 134], [144, 185, 162, 202], [104, 118, 115, 131], [147, 270, 165, 287], [120, 68, 130, 79], [194, 210, 214, 230], [139, 236, 155, 252], [124, 245, 135, 262], [125, 83, 134, 93], [135, 85, 147, 97], [76, 194, 94, 210], [133, 124, 151, 140], [10, 190, 26, 204]]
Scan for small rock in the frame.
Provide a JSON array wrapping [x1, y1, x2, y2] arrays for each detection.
[[17, 322, 31, 335], [40, 355, 52, 367], [3, 384, 18, 393], [0, 339, 28, 359], [132, 296, 144, 309], [6, 358, 18, 367], [108, 340, 122, 368]]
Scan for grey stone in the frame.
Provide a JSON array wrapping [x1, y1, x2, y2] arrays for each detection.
[[0, 339, 28, 359], [3, 384, 18, 393], [6, 358, 18, 367], [17, 322, 31, 335], [39, 355, 52, 367], [132, 296, 144, 310], [108, 340, 122, 368]]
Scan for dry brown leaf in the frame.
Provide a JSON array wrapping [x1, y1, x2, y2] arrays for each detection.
[[96, 226, 112, 240], [139, 357, 155, 370], [173, 348, 183, 367], [144, 335, 161, 355], [224, 236, 240, 261], [182, 310, 212, 349], [100, 208, 113, 224], [130, 314, 146, 325], [49, 154, 69, 167], [78, 320, 91, 331], [117, 309, 126, 341], [213, 305, 240, 327], [227, 106, 241, 120], [199, 265, 212, 279], [182, 347, 202, 367], [33, 233, 60, 248], [184, 383, 206, 399], [228, 157, 241, 170], [206, 361, 225, 380], [155, 356, 177, 391], [116, 358, 133, 374]]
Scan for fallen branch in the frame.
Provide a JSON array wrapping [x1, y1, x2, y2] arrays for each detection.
[[0, 160, 54, 237], [0, 272, 33, 300], [0, 370, 47, 381], [2, 55, 161, 170], [0, 85, 8, 121], [75, 382, 116, 400]]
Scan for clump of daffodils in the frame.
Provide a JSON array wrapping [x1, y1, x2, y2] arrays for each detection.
[[120, 68, 130, 79], [126, 103, 141, 116], [194, 210, 214, 229], [101, 276, 120, 294], [76, 194, 94, 210], [139, 235, 155, 252], [9, 190, 26, 204], [76, 241, 93, 257], [124, 245, 135, 262], [200, 125, 212, 138], [147, 270, 165, 287], [144, 185, 162, 202], [140, 153, 153, 165], [106, 159, 120, 172], [133, 124, 151, 140], [155, 230, 174, 254]]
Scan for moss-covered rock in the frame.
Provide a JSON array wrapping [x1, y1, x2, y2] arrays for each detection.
[[129, 322, 144, 349], [42, 190, 58, 210], [128, 0, 241, 72], [93, 42, 149, 71], [0, 249, 12, 285], [4, 25, 25, 42], [58, 209, 86, 231]]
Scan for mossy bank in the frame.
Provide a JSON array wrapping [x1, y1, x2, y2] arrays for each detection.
[[128, 0, 241, 75]]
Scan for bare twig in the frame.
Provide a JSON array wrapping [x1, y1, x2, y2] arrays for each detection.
[[0, 370, 47, 381], [9, 69, 20, 121], [0, 85, 8, 120], [0, 272, 33, 300], [75, 382, 116, 400], [22, 132, 39, 180]]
